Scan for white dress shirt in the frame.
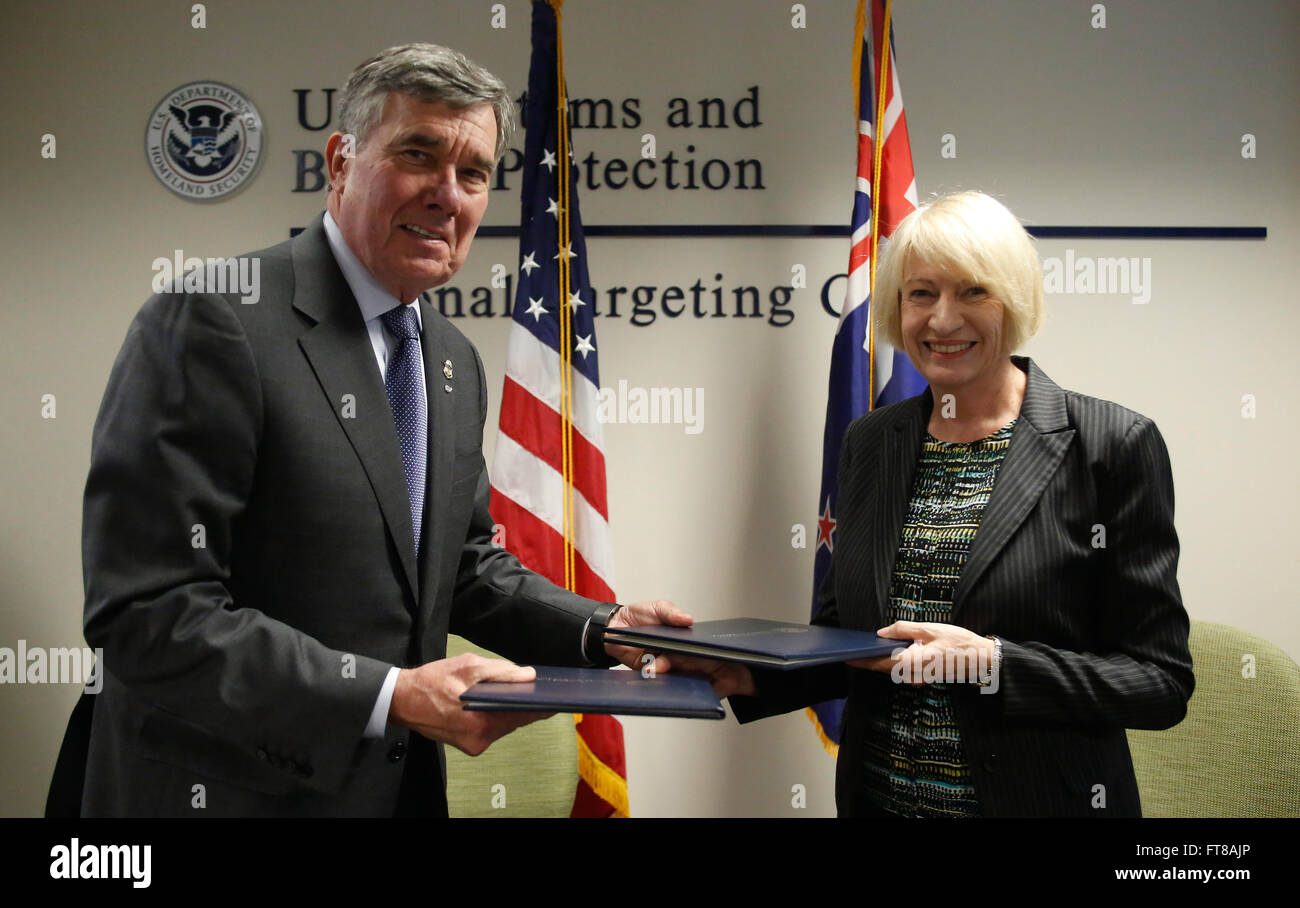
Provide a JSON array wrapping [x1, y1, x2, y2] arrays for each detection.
[[322, 211, 425, 739]]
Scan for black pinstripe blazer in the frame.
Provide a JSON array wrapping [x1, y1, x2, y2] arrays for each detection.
[[732, 356, 1194, 817]]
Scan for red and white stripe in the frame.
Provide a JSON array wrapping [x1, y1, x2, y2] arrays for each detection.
[[490, 324, 615, 602], [845, 0, 920, 392]]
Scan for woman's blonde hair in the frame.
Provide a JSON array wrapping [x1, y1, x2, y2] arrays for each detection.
[[873, 191, 1044, 354]]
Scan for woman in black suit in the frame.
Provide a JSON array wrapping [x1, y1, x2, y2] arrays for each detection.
[[716, 191, 1194, 817]]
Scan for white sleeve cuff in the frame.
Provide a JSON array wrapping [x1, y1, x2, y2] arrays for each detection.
[[365, 666, 402, 739]]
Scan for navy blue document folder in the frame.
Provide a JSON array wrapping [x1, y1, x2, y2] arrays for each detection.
[[602, 618, 907, 669], [460, 666, 725, 719]]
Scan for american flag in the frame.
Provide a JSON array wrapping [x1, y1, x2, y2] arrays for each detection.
[[807, 0, 926, 751], [489, 0, 627, 818]]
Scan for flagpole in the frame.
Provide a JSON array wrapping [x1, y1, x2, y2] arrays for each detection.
[[552, 0, 576, 591], [852, 1, 866, 133], [867, 0, 892, 411], [500, 0, 630, 819]]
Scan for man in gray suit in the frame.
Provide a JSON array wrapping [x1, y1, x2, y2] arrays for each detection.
[[76, 43, 684, 817]]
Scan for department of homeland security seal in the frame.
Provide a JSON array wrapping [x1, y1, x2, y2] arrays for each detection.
[[145, 81, 264, 201]]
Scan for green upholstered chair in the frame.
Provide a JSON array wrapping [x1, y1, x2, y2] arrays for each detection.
[[442, 635, 579, 817], [1127, 620, 1300, 817]]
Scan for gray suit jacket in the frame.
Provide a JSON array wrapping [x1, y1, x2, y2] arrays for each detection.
[[732, 357, 1194, 816], [79, 216, 603, 816]]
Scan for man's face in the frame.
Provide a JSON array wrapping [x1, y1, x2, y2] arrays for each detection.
[[327, 93, 496, 301]]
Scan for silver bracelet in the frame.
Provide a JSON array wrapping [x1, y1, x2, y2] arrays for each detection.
[[977, 635, 1002, 686]]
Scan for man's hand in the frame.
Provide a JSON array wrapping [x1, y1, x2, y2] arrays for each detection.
[[388, 653, 549, 756], [603, 599, 694, 674], [603, 600, 755, 697]]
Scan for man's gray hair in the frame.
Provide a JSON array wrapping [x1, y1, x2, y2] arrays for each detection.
[[337, 43, 517, 163]]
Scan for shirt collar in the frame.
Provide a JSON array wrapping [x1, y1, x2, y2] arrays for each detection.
[[323, 210, 423, 330]]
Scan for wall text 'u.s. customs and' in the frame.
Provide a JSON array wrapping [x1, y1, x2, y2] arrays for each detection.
[[290, 86, 766, 193]]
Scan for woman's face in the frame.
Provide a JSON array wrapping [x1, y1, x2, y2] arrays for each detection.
[[898, 254, 1007, 396]]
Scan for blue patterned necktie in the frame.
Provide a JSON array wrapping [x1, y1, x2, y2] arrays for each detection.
[[379, 304, 427, 553]]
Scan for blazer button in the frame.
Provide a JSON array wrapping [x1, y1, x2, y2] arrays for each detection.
[[983, 753, 998, 773], [388, 741, 407, 763]]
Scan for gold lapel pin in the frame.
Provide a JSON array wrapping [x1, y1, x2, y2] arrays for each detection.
[[443, 360, 454, 380]]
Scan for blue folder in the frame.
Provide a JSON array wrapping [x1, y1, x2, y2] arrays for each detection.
[[603, 617, 907, 669], [460, 666, 725, 719]]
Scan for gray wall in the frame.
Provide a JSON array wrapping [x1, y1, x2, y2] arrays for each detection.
[[2, 0, 1296, 817]]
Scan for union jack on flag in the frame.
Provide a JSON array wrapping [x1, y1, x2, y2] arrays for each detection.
[[807, 0, 927, 752], [489, 0, 627, 817]]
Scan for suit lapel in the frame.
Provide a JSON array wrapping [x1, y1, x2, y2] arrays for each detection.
[[291, 218, 420, 600], [872, 395, 929, 624], [953, 357, 1075, 610], [417, 297, 456, 606]]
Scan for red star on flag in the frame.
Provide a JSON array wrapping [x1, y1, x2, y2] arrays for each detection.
[[816, 499, 837, 552]]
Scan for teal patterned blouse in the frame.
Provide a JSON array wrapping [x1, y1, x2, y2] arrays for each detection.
[[860, 418, 1016, 817]]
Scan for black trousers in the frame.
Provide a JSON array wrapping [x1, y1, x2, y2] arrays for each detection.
[[393, 732, 449, 818]]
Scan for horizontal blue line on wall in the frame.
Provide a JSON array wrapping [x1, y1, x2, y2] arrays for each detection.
[[291, 225, 1266, 240], [473, 224, 1266, 240]]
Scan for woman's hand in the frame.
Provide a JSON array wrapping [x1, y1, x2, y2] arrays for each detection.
[[849, 620, 996, 686]]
